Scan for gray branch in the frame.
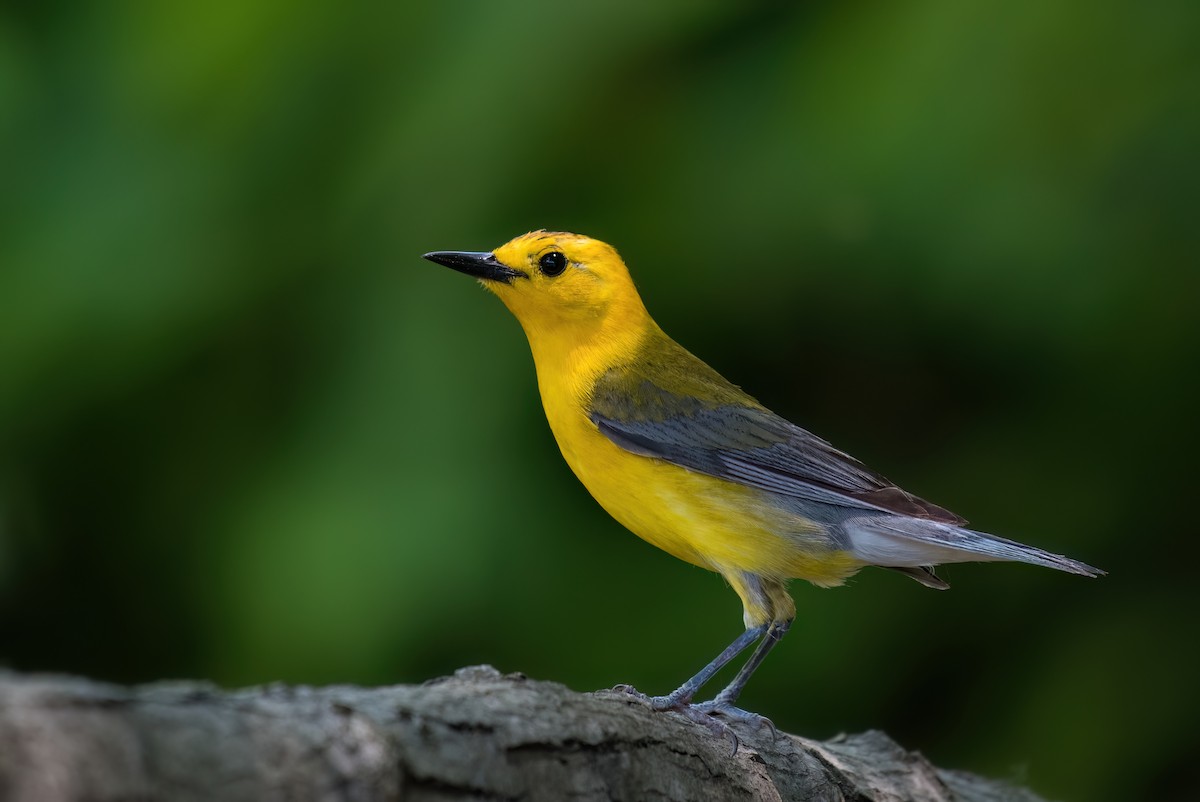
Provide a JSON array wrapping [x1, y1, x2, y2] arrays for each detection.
[[0, 665, 1044, 801]]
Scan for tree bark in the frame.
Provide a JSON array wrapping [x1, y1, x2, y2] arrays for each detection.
[[0, 665, 1044, 801]]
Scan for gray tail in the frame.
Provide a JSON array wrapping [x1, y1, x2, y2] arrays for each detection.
[[845, 516, 1105, 578]]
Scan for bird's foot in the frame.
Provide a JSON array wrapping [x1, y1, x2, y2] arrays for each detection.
[[611, 686, 757, 754], [612, 685, 693, 711], [611, 683, 652, 703], [691, 699, 778, 740], [665, 699, 742, 754], [612, 685, 694, 712]]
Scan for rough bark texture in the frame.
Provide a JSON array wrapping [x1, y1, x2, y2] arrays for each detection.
[[0, 665, 1045, 802]]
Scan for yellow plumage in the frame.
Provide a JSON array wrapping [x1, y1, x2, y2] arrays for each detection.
[[494, 233, 856, 619], [424, 230, 1100, 728]]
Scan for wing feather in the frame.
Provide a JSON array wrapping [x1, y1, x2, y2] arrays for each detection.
[[588, 361, 965, 525]]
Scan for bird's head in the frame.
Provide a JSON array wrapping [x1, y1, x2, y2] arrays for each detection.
[[423, 231, 648, 339]]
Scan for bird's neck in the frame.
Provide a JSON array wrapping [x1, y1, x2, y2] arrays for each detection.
[[521, 301, 655, 406]]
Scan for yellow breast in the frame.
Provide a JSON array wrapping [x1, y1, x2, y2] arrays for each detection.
[[536, 370, 858, 586], [509, 290, 859, 588]]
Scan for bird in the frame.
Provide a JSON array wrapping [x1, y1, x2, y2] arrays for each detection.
[[423, 230, 1102, 737]]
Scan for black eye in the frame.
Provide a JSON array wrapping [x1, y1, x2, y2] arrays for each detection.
[[538, 251, 567, 277]]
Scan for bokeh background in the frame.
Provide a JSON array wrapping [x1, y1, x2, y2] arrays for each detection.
[[2, 1, 1197, 799]]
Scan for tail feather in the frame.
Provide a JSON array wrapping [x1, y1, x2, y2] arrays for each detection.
[[845, 516, 1104, 578], [886, 565, 952, 589]]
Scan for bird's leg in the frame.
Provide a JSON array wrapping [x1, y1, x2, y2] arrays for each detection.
[[614, 622, 769, 753], [618, 623, 768, 709], [692, 618, 791, 733]]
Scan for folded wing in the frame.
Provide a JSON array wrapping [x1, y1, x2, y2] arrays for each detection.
[[587, 364, 966, 525]]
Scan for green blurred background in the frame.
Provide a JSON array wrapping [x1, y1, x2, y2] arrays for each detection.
[[2, 1, 1197, 798]]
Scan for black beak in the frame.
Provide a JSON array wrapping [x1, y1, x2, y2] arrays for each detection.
[[423, 250, 527, 284]]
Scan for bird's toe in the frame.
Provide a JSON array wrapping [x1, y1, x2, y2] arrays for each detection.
[[691, 700, 778, 739]]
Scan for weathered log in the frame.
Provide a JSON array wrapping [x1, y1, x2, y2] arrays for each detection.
[[0, 665, 1044, 801]]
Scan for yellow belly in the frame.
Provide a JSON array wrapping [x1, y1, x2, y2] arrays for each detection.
[[547, 404, 860, 587]]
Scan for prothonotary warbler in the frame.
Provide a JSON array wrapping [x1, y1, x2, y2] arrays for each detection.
[[423, 230, 1102, 735]]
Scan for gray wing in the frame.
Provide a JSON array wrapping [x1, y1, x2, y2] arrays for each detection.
[[587, 374, 966, 525]]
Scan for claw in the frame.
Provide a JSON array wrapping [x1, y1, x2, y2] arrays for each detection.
[[668, 701, 741, 754], [724, 725, 740, 756], [691, 699, 778, 740]]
